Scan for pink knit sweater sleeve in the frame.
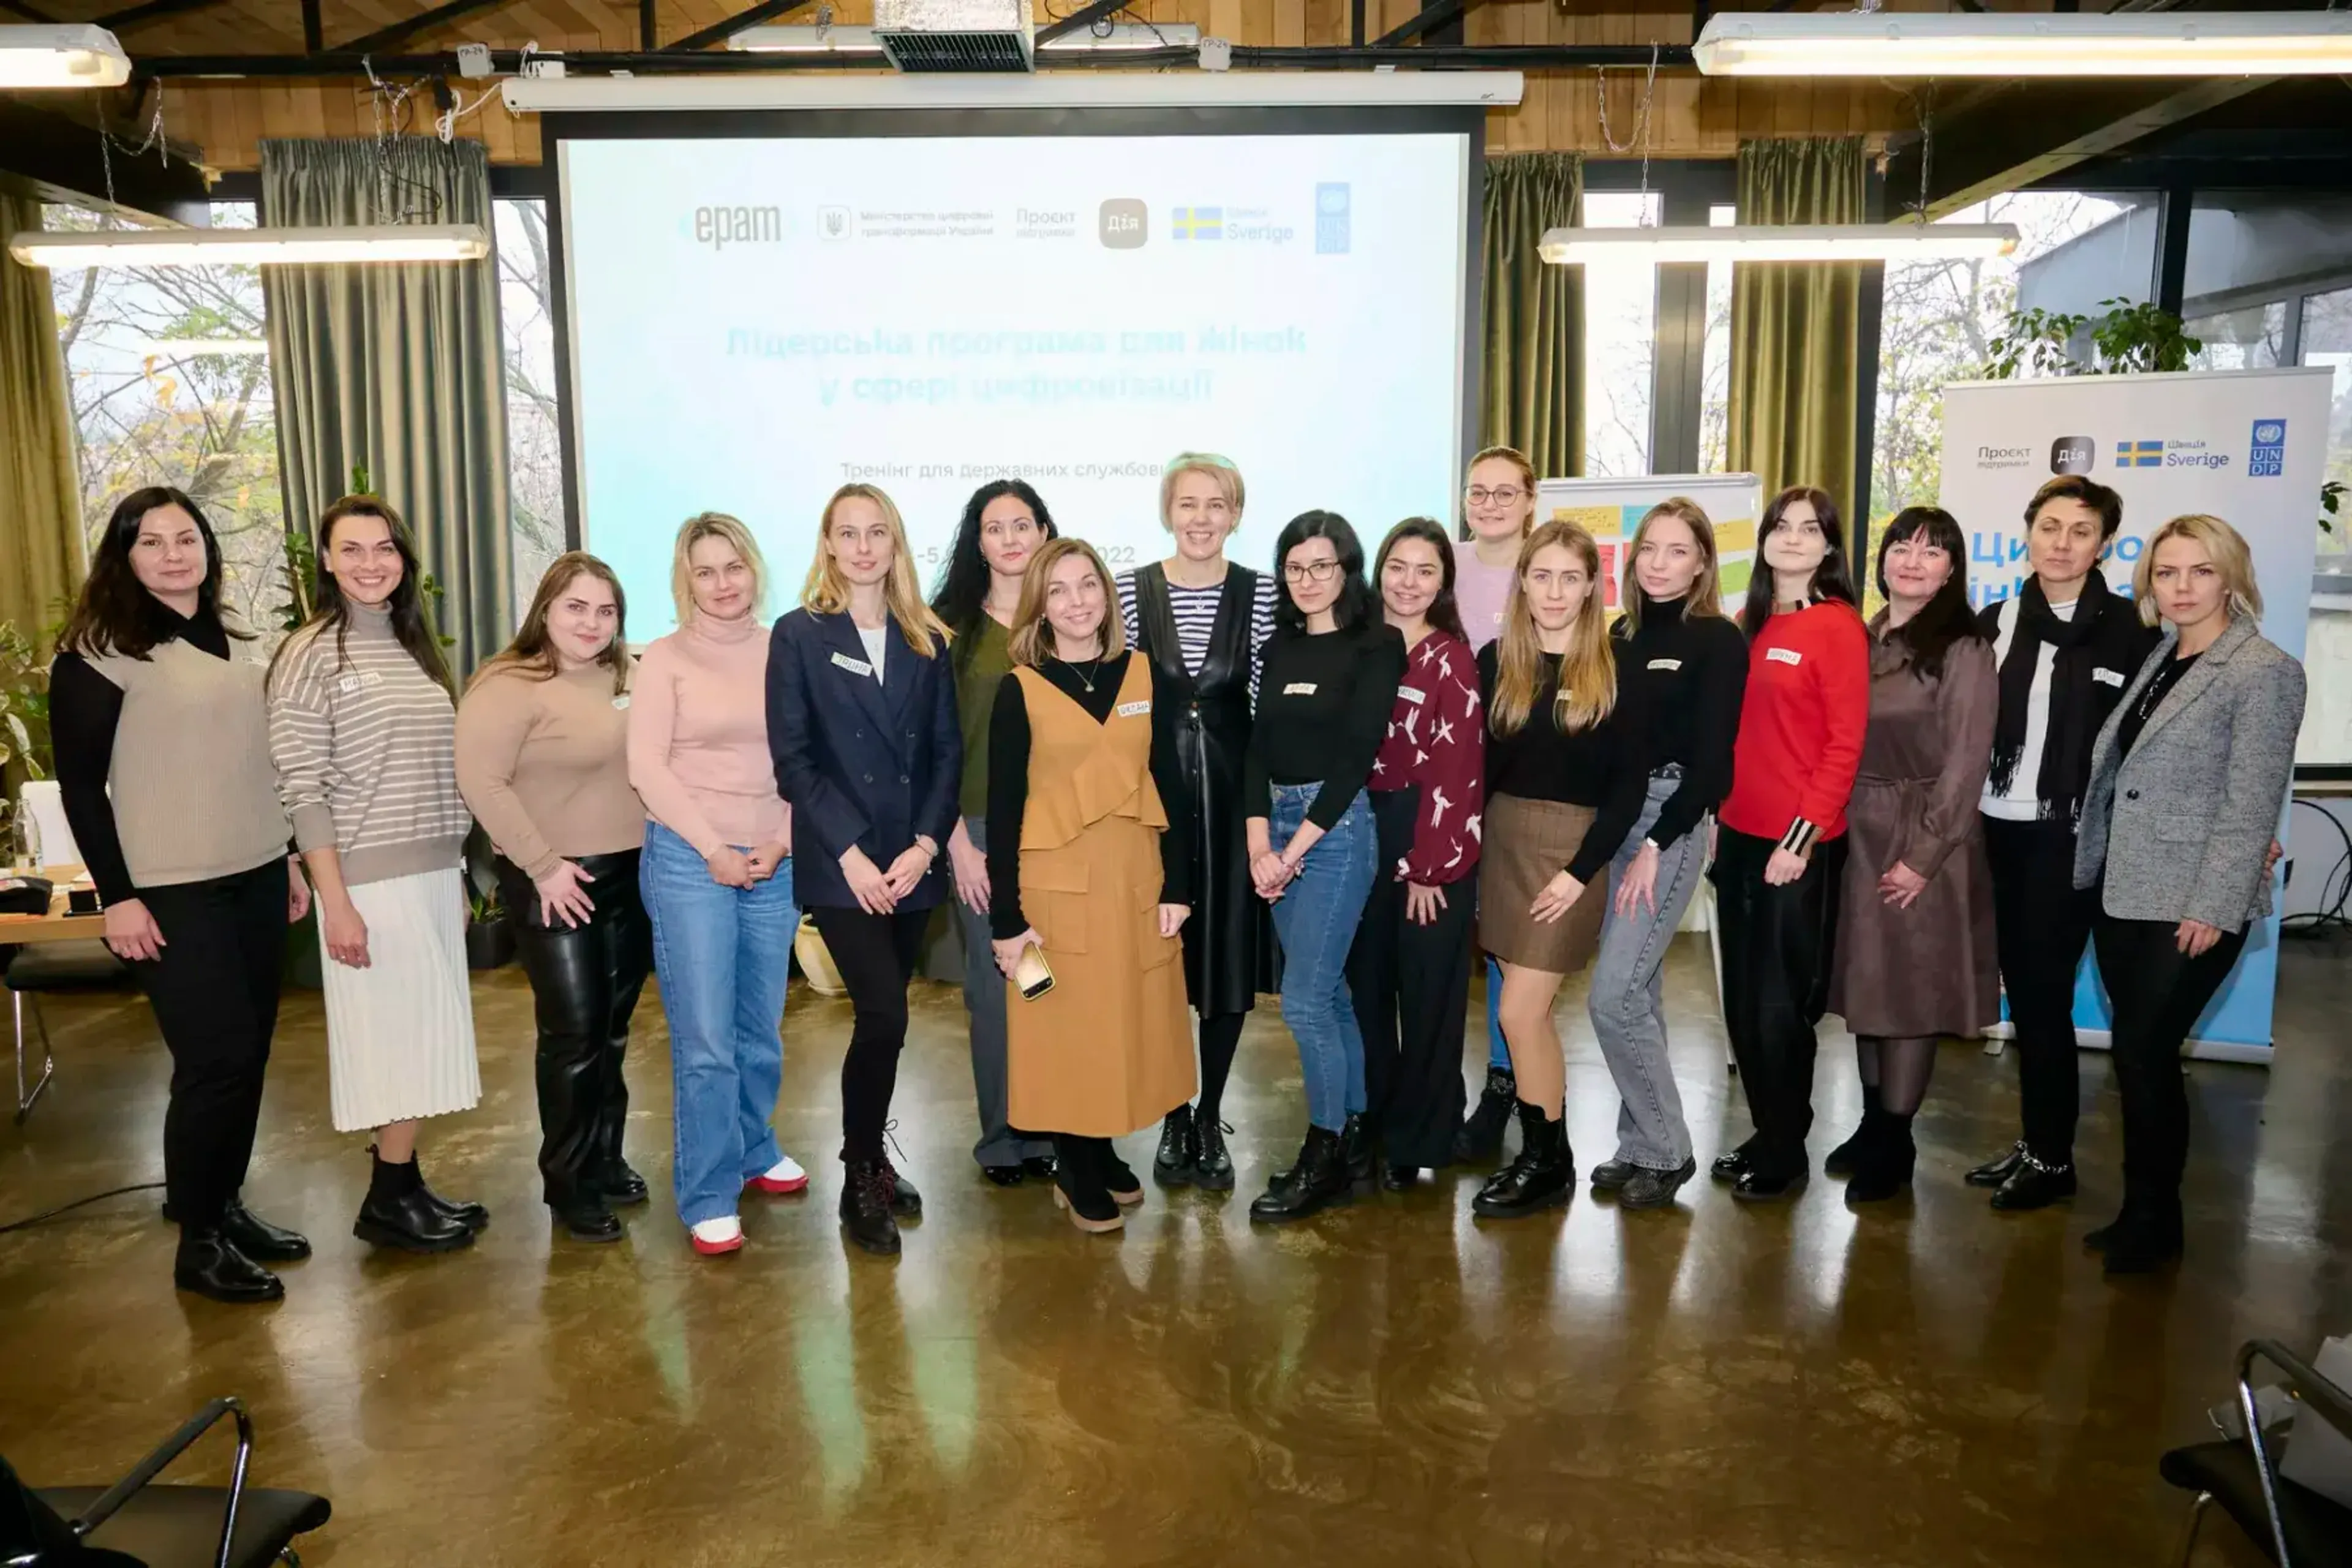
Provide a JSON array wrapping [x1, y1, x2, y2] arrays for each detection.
[[626, 637, 724, 858]]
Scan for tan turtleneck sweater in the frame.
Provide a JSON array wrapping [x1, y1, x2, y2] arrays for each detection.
[[626, 612, 790, 856], [456, 660, 647, 880]]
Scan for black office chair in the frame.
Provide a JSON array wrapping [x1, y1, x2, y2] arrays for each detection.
[[4, 938, 130, 1121], [2162, 1338, 2352, 1566], [1, 1397, 331, 1567]]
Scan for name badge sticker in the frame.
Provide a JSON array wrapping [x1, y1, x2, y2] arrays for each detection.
[[1116, 699, 1152, 718], [2092, 667, 2125, 687], [831, 651, 874, 677], [611, 694, 631, 710], [1647, 658, 1683, 672], [1396, 684, 1427, 704], [1765, 647, 1803, 667], [1283, 681, 1319, 696], [336, 670, 385, 695]]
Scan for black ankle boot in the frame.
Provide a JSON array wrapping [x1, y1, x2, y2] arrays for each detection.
[[161, 1197, 312, 1261], [1249, 1126, 1351, 1223], [1154, 1105, 1198, 1186], [1341, 1112, 1374, 1184], [1967, 1140, 2027, 1189], [1824, 1090, 1884, 1180], [1472, 1102, 1574, 1218], [174, 1227, 284, 1303], [2100, 1203, 2185, 1276], [355, 1154, 475, 1254], [595, 1157, 649, 1207], [1711, 1134, 1760, 1182], [549, 1191, 624, 1243], [1845, 1118, 1916, 1203], [1193, 1118, 1235, 1191], [1991, 1150, 2077, 1212], [372, 1144, 488, 1234], [840, 1159, 902, 1256], [1453, 1067, 1517, 1164]]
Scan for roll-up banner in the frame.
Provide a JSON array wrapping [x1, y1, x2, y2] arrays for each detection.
[[1940, 367, 2333, 1060]]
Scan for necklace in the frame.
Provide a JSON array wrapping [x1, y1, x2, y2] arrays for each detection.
[[1052, 655, 1101, 693]]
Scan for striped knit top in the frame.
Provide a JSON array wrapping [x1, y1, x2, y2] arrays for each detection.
[[268, 601, 471, 887], [1115, 565, 1276, 707]]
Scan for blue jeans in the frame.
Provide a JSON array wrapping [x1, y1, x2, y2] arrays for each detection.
[[1267, 783, 1378, 1131], [640, 820, 797, 1226]]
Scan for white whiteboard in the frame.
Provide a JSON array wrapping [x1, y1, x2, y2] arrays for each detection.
[[1532, 472, 1765, 614]]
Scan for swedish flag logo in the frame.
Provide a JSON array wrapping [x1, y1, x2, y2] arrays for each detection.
[[1173, 206, 1223, 241], [2116, 440, 2165, 468]]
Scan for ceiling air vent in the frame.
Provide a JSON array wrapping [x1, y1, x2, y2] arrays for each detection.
[[873, 0, 1035, 72]]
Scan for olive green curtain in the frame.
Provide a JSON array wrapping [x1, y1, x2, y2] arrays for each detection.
[[261, 137, 513, 674], [1727, 137, 1865, 518], [0, 192, 85, 644], [1481, 152, 1585, 481]]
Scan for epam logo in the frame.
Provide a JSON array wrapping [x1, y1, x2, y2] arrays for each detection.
[[2050, 435, 2095, 475], [693, 203, 783, 249], [1098, 198, 1147, 249], [2251, 418, 2287, 478]]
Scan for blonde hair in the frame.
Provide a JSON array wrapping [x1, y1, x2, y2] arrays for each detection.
[[1618, 497, 1728, 635], [670, 512, 767, 628], [802, 483, 948, 657], [1006, 538, 1129, 668], [1490, 520, 1616, 737], [1466, 444, 1537, 496], [1158, 451, 1245, 528], [2135, 513, 2263, 626]]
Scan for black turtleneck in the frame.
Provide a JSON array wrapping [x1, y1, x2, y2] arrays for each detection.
[[1611, 591, 1751, 850]]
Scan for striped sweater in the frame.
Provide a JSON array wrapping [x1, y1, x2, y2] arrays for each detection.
[[268, 601, 472, 886]]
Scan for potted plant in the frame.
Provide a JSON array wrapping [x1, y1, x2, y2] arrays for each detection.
[[461, 826, 514, 970]]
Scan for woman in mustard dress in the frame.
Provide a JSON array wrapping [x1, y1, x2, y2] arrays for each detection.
[[987, 538, 1196, 1233]]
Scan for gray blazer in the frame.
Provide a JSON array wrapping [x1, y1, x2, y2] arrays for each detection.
[[2073, 615, 2305, 932]]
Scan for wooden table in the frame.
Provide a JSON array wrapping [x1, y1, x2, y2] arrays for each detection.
[[0, 866, 107, 1120]]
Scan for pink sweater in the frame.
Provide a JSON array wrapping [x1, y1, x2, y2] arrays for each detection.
[[626, 614, 790, 856]]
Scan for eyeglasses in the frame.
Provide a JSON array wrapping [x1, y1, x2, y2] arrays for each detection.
[[1466, 486, 1525, 508], [1283, 559, 1341, 584]]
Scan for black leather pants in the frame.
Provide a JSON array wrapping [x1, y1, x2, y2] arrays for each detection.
[[1713, 827, 1847, 1178], [500, 850, 652, 1208]]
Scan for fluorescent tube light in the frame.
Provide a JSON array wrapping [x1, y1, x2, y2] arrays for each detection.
[[503, 70, 1523, 113], [1693, 10, 2352, 77], [729, 21, 1197, 52], [127, 337, 269, 357], [7, 224, 492, 270], [1539, 224, 2019, 265], [0, 24, 130, 89]]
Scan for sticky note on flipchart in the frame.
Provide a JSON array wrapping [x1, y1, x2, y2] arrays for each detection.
[[1714, 517, 1757, 553], [1719, 558, 1754, 596]]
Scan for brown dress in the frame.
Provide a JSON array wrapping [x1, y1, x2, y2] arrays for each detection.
[[1005, 658, 1197, 1137], [1826, 616, 2000, 1038]]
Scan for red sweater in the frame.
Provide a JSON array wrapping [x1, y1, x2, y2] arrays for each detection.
[[1720, 601, 1870, 848], [1368, 629, 1483, 885]]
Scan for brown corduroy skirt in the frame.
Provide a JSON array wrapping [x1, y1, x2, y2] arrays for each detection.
[[1477, 793, 1610, 974]]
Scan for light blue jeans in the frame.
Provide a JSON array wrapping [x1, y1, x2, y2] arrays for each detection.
[[1268, 783, 1378, 1132], [1585, 772, 1707, 1169], [640, 820, 797, 1227]]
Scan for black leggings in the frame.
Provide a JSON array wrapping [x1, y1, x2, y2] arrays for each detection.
[[502, 851, 650, 1207], [1195, 1012, 1245, 1125], [135, 860, 287, 1231], [1713, 827, 1845, 1176], [812, 905, 930, 1162], [1984, 815, 2098, 1163], [2091, 911, 2248, 1219]]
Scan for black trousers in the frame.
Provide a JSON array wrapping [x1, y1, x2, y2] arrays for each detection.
[[134, 859, 287, 1231], [812, 904, 930, 1163], [1983, 815, 2099, 1164], [1712, 827, 1846, 1176], [502, 851, 651, 1207], [2091, 911, 2248, 1220], [1346, 787, 1473, 1169]]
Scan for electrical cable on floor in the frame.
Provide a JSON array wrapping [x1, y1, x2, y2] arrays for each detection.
[[2281, 798, 2352, 935], [0, 1181, 164, 1236]]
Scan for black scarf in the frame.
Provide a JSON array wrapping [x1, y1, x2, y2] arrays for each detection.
[[1986, 571, 2113, 824]]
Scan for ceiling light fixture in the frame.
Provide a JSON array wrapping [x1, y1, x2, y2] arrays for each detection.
[[7, 224, 493, 270], [729, 21, 1199, 53], [0, 24, 131, 89], [1692, 9, 2352, 77], [1539, 224, 2020, 265]]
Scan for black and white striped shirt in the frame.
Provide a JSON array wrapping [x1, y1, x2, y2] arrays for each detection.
[[1116, 567, 1278, 707]]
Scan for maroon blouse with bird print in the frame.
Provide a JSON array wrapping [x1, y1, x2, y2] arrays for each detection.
[[1370, 628, 1485, 886]]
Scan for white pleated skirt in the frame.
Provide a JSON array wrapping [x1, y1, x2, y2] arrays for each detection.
[[319, 866, 482, 1133]]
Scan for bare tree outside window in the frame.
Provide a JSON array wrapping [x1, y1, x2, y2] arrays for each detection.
[[1582, 191, 1660, 479], [496, 199, 568, 612]]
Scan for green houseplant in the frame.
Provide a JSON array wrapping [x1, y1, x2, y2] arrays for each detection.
[[1982, 296, 2203, 380], [0, 620, 51, 867]]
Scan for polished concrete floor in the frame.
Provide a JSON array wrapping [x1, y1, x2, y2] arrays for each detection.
[[4, 929, 2348, 1567]]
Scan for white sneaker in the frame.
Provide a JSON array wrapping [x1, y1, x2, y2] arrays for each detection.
[[688, 1216, 742, 1255], [747, 1154, 809, 1195]]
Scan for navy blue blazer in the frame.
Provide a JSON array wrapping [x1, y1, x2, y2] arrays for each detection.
[[767, 606, 962, 912]]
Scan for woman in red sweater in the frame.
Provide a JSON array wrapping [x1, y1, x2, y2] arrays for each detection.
[[1709, 485, 1871, 1201]]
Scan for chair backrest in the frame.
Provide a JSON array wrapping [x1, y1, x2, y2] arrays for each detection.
[[0, 1453, 83, 1564]]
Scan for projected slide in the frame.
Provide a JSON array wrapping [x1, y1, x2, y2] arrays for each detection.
[[559, 132, 1470, 635]]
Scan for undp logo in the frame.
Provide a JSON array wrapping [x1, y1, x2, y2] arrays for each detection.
[[2250, 417, 2286, 478]]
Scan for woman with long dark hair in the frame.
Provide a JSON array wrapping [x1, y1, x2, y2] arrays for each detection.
[[1711, 485, 1870, 1202], [1115, 453, 1278, 1193], [1243, 512, 1405, 1221], [269, 494, 484, 1253], [1822, 508, 1999, 1202], [458, 552, 651, 1243], [1344, 519, 1483, 1189], [930, 478, 1060, 1187], [51, 488, 312, 1302]]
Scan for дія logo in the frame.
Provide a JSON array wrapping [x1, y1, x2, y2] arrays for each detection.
[[1099, 198, 1147, 249], [1173, 206, 1224, 241], [2250, 418, 2287, 478], [2115, 439, 2164, 469], [2050, 435, 2095, 475], [1316, 182, 1351, 255], [819, 205, 850, 241]]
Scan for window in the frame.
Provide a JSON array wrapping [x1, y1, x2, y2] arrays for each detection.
[[45, 201, 289, 637], [1580, 190, 1660, 478], [496, 199, 568, 612], [1699, 204, 1735, 472], [2184, 301, 2286, 371], [2295, 285, 2352, 767]]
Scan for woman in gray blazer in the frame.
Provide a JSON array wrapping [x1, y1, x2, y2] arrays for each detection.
[[2073, 513, 2305, 1278]]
